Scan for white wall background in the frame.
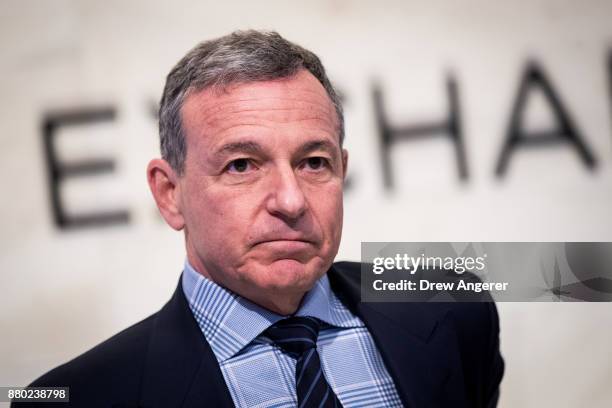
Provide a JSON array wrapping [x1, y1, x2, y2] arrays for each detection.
[[1, 0, 611, 406]]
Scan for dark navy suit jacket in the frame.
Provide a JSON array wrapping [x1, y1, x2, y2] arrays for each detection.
[[15, 262, 504, 407]]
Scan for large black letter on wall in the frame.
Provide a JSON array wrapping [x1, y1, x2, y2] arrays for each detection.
[[495, 61, 597, 177], [43, 107, 130, 229], [372, 75, 467, 191]]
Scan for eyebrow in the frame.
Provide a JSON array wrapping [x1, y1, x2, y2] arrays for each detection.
[[213, 138, 339, 159], [296, 139, 339, 160], [215, 141, 264, 156]]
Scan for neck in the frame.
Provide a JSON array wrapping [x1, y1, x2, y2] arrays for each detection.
[[250, 291, 305, 316], [185, 254, 308, 316]]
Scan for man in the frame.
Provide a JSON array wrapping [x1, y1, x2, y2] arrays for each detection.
[[19, 30, 503, 407]]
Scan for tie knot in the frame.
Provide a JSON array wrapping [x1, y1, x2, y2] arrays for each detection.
[[264, 316, 322, 356]]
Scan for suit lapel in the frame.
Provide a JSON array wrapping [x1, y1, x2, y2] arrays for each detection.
[[139, 279, 235, 408], [328, 263, 467, 408]]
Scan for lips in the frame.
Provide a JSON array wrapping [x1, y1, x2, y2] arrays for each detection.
[[251, 234, 318, 248], [253, 238, 315, 247]]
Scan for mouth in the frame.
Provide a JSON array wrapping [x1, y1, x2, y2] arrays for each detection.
[[254, 238, 314, 246], [252, 238, 317, 251]]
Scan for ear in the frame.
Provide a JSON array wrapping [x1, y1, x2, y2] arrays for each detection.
[[341, 148, 349, 180], [147, 158, 185, 230]]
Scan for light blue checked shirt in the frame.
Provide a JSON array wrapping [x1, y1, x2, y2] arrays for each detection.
[[182, 261, 404, 408]]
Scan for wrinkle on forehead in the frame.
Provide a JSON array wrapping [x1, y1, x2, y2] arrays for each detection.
[[180, 70, 339, 144]]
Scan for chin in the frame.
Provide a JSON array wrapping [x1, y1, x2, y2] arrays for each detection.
[[260, 258, 326, 292]]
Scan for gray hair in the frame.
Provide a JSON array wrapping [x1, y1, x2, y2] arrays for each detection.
[[158, 30, 344, 175]]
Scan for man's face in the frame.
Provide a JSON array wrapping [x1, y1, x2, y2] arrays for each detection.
[[176, 70, 347, 310]]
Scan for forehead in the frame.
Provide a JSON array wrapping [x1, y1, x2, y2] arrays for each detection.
[[180, 70, 339, 148]]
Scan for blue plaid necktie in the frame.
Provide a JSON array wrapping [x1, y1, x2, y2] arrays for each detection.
[[265, 316, 342, 408]]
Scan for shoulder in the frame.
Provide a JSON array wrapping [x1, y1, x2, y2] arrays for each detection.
[[21, 313, 156, 407]]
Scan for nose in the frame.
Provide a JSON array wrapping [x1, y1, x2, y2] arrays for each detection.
[[266, 165, 307, 221]]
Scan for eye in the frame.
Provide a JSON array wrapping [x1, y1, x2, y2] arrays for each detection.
[[303, 157, 327, 171], [226, 158, 253, 173]]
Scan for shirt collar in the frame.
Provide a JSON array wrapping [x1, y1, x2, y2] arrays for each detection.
[[181, 260, 364, 363]]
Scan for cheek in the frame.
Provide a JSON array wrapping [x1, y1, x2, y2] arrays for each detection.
[[185, 186, 259, 249], [307, 182, 344, 238]]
